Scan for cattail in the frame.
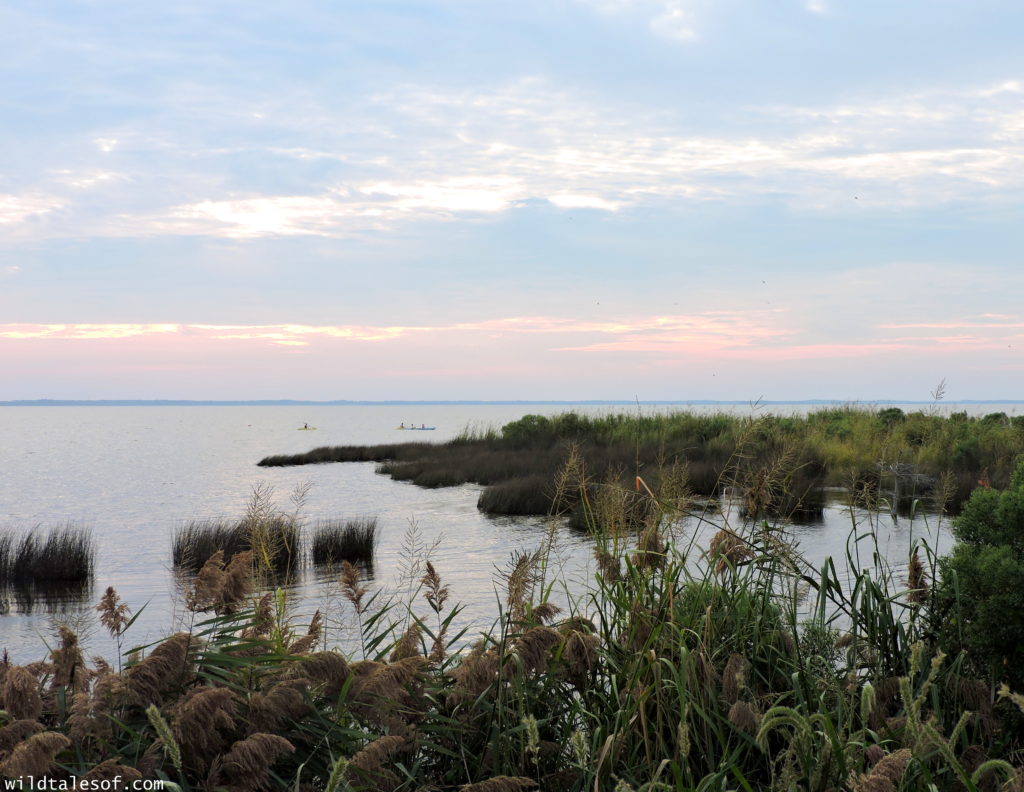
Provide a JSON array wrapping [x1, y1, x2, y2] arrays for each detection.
[[850, 748, 911, 792], [80, 759, 143, 783], [0, 720, 44, 753], [0, 731, 71, 778], [127, 633, 193, 706], [218, 733, 295, 792], [458, 777, 537, 792], [906, 549, 928, 605], [422, 561, 450, 613], [96, 586, 131, 638], [340, 560, 368, 614], [0, 665, 43, 721]]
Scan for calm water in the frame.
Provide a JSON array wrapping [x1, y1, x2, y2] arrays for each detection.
[[1, 402, 1010, 662]]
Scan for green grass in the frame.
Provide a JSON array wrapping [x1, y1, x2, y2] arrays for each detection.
[[258, 407, 1024, 520]]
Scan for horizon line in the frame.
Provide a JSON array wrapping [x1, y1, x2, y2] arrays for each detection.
[[3, 398, 1023, 407]]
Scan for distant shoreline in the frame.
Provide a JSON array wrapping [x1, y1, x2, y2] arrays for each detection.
[[2, 399, 1023, 407]]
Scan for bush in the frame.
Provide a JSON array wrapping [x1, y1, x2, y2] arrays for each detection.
[[934, 456, 1024, 688]]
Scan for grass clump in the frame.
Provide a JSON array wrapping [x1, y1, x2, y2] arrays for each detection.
[[310, 517, 378, 567], [0, 523, 95, 588], [172, 483, 303, 580]]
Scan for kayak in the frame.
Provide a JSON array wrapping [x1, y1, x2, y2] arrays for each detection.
[[396, 426, 436, 430], [297, 427, 318, 430]]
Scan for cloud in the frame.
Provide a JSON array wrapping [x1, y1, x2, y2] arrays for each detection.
[[575, 0, 699, 41], [6, 70, 1024, 241], [0, 313, 791, 351], [0, 194, 63, 225]]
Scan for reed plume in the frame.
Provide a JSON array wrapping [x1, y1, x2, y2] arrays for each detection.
[[96, 586, 131, 638], [293, 651, 351, 699], [80, 758, 143, 784], [422, 560, 449, 613], [340, 560, 368, 613], [458, 778, 537, 791], [217, 732, 295, 792], [1, 665, 43, 721], [390, 621, 422, 662], [344, 735, 412, 792], [708, 529, 753, 575], [513, 626, 562, 676], [849, 748, 912, 792], [50, 624, 88, 691], [247, 679, 310, 734], [0, 720, 44, 753], [170, 686, 237, 773], [0, 731, 70, 778], [126, 632, 193, 707], [906, 549, 928, 605], [503, 549, 540, 623], [288, 610, 322, 654]]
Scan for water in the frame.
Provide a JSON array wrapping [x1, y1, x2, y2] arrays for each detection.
[[0, 402, 1004, 662]]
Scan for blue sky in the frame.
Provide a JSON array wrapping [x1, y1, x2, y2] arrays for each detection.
[[2, 1, 1023, 400]]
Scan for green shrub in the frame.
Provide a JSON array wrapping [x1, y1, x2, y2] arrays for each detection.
[[935, 457, 1024, 688]]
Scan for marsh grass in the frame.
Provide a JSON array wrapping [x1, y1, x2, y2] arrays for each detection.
[[0, 523, 94, 587], [172, 484, 304, 580], [259, 407, 1024, 521], [7, 455, 1024, 790], [310, 517, 378, 567]]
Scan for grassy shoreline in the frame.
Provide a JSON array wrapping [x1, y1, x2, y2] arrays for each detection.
[[259, 407, 1024, 520], [3, 457, 1024, 789]]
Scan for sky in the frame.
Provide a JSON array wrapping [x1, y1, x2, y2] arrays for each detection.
[[2, 0, 1023, 401]]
